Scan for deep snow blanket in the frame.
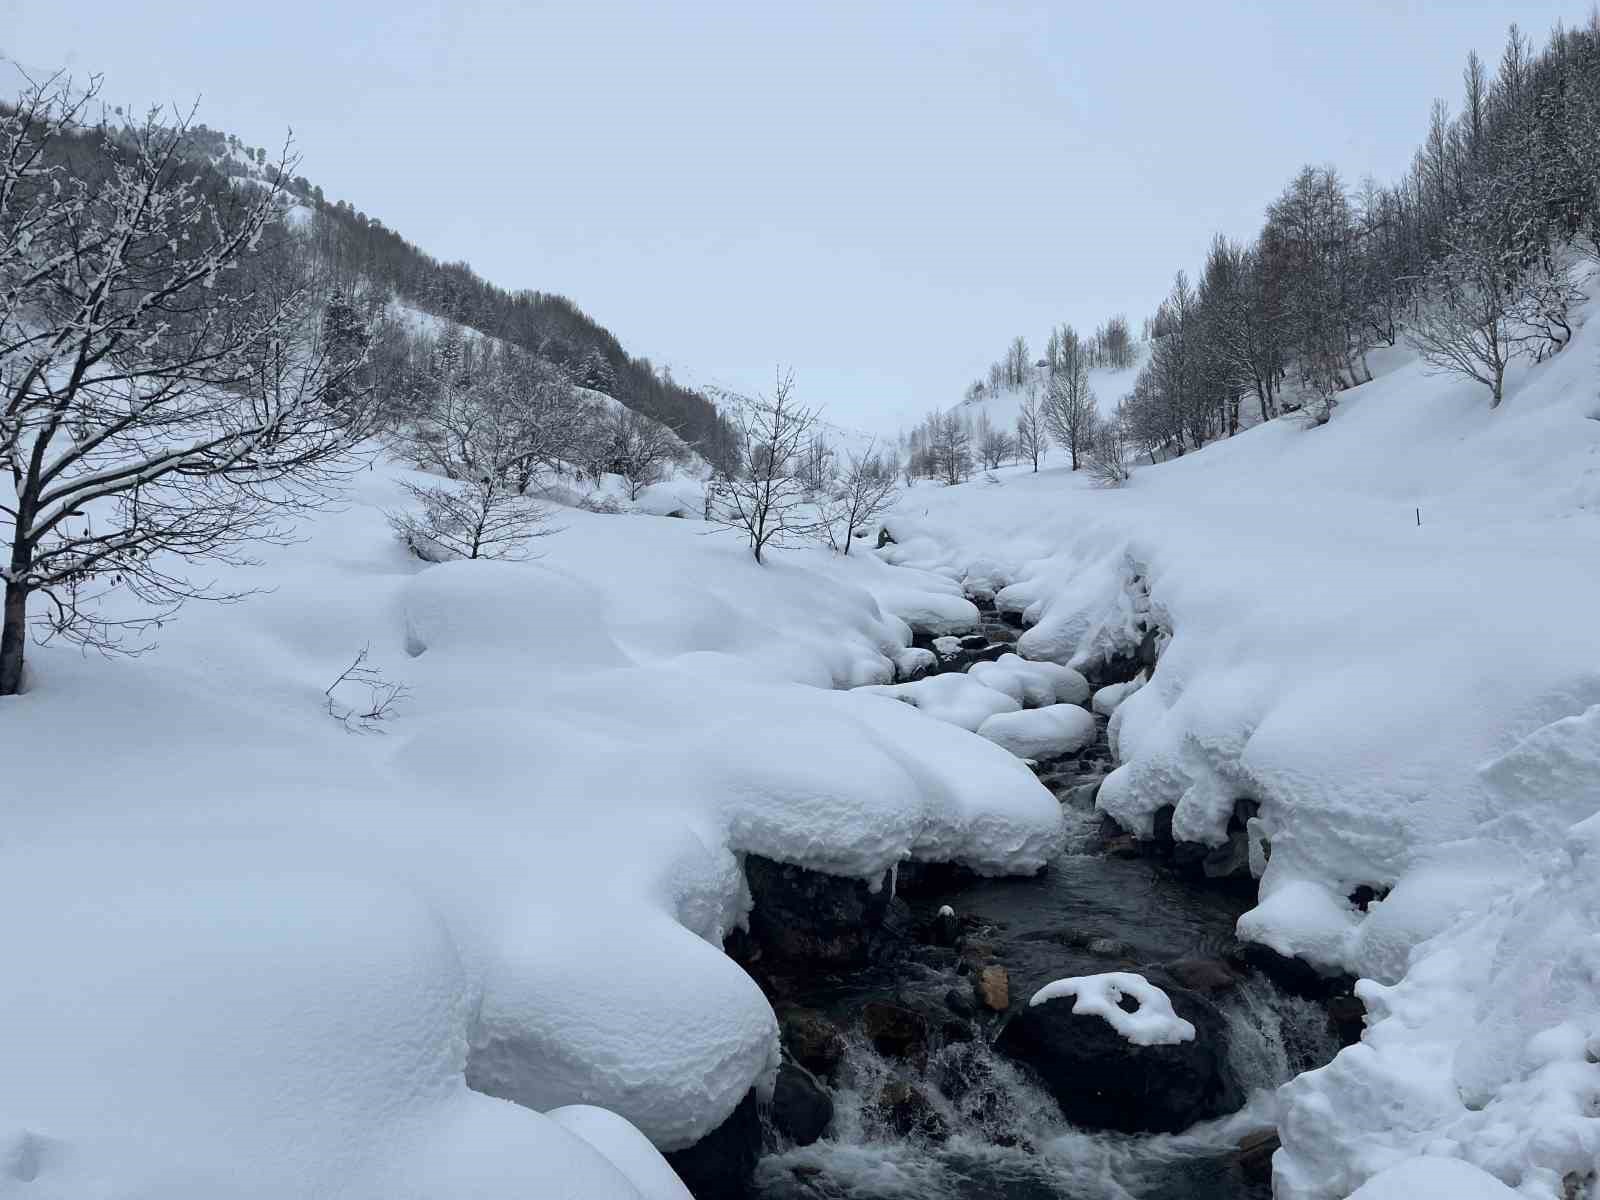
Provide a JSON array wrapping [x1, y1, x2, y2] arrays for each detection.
[[882, 292, 1600, 1196], [0, 470, 1062, 1197]]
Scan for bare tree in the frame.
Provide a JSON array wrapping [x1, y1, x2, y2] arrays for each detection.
[[927, 409, 973, 485], [1041, 327, 1098, 469], [607, 406, 678, 500], [1004, 336, 1032, 388], [707, 370, 821, 563], [1, 79, 373, 696], [797, 431, 835, 494], [1405, 211, 1539, 407], [1016, 394, 1048, 471], [820, 443, 898, 555], [387, 476, 550, 561], [1085, 406, 1134, 486], [403, 342, 592, 494], [976, 412, 1015, 469]]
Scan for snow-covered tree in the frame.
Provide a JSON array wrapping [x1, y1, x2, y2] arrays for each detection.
[[607, 406, 678, 500], [1, 78, 373, 696], [387, 476, 550, 561]]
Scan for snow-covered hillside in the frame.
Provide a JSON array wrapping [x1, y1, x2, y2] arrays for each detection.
[[955, 351, 1147, 434], [875, 282, 1600, 1197]]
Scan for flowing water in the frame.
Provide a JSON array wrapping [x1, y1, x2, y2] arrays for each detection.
[[750, 670, 1338, 1200]]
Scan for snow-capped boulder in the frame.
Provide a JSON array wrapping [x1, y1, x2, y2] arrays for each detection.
[[1092, 678, 1142, 716], [860, 673, 1021, 732], [969, 653, 1090, 707], [977, 703, 1097, 761], [995, 971, 1241, 1133]]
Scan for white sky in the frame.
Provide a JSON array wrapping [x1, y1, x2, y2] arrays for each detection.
[[2, 1, 1586, 430]]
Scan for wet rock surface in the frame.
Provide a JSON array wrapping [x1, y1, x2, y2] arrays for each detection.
[[995, 979, 1244, 1133], [737, 610, 1341, 1200], [666, 1089, 762, 1199], [771, 1061, 834, 1146]]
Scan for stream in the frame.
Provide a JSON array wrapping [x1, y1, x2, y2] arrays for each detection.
[[742, 623, 1343, 1200]]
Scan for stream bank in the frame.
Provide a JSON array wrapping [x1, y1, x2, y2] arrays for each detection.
[[673, 605, 1359, 1199]]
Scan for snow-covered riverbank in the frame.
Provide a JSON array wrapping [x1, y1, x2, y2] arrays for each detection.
[[0, 465, 1064, 1199], [877, 294, 1600, 1196]]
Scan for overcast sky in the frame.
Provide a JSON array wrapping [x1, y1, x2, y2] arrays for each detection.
[[3, 1, 1585, 429]]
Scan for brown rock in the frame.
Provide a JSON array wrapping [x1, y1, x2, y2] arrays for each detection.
[[1165, 957, 1242, 995], [780, 1008, 846, 1080], [975, 964, 1010, 1011], [1236, 1128, 1279, 1186], [1103, 833, 1141, 858]]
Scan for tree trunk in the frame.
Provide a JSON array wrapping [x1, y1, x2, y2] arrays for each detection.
[[0, 576, 28, 697]]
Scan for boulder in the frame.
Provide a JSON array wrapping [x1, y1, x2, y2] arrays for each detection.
[[664, 1089, 762, 1199], [861, 1000, 928, 1059], [995, 981, 1242, 1133], [770, 1061, 833, 1146], [974, 964, 1010, 1011], [1163, 957, 1242, 996], [931, 904, 960, 947], [780, 1008, 846, 1080], [1236, 1128, 1279, 1187], [744, 855, 895, 966]]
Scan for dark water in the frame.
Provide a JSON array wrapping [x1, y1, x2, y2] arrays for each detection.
[[751, 721, 1335, 1200]]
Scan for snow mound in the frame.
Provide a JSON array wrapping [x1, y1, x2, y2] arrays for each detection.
[[860, 672, 1021, 731], [546, 1107, 696, 1200], [1345, 1158, 1519, 1200], [978, 703, 1097, 761], [1092, 678, 1142, 716], [1029, 972, 1196, 1046], [968, 653, 1090, 707]]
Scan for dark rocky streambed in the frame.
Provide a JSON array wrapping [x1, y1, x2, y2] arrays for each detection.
[[676, 612, 1360, 1200]]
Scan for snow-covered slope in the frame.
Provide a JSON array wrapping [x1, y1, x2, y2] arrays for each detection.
[[877, 285, 1600, 1197], [0, 463, 1063, 1196], [955, 350, 1147, 435]]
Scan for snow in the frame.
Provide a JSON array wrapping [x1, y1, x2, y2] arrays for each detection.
[[1345, 1158, 1520, 1200], [860, 672, 1021, 731], [871, 278, 1600, 1195], [1029, 972, 1196, 1046], [0, 458, 1064, 1195], [545, 1107, 695, 1200], [969, 653, 1091, 707], [978, 703, 1097, 761], [1092, 678, 1142, 716]]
